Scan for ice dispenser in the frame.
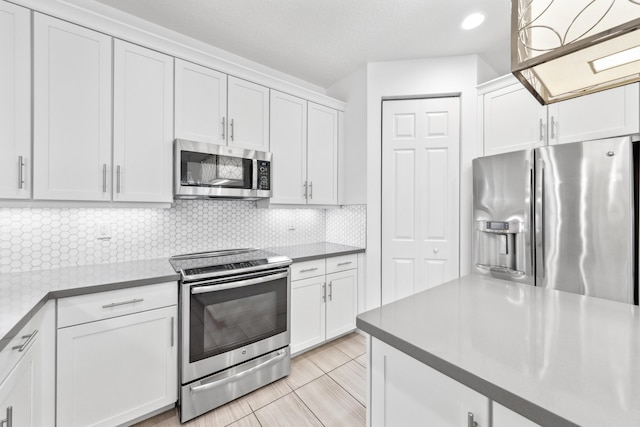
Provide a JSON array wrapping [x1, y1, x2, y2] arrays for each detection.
[[474, 220, 526, 277]]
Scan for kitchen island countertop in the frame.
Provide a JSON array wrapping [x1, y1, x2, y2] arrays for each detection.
[[357, 274, 640, 427]]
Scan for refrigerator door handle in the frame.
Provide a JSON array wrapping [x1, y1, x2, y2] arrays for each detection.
[[535, 159, 545, 279], [529, 165, 535, 278]]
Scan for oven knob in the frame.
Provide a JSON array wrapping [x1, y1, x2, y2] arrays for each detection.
[[242, 349, 247, 355]]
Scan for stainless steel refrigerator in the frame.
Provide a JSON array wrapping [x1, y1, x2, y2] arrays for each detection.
[[472, 136, 637, 304]]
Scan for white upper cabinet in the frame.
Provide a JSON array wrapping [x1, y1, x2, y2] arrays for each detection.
[[481, 80, 547, 156], [307, 102, 338, 205], [0, 1, 30, 199], [227, 76, 270, 152], [479, 75, 640, 156], [547, 84, 639, 145], [113, 40, 173, 203], [269, 90, 308, 204], [174, 59, 227, 145], [33, 14, 112, 201]]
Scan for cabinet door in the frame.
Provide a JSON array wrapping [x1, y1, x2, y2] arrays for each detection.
[[33, 14, 112, 201], [113, 40, 173, 203], [269, 90, 307, 204], [0, 1, 30, 199], [548, 84, 640, 145], [291, 276, 326, 354], [483, 83, 546, 156], [0, 341, 37, 427], [307, 102, 338, 205], [228, 76, 270, 151], [371, 338, 489, 427], [493, 402, 541, 426], [57, 306, 177, 427], [175, 59, 227, 145], [325, 269, 357, 340]]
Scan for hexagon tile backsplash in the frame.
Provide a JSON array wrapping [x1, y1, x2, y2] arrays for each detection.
[[0, 201, 366, 274]]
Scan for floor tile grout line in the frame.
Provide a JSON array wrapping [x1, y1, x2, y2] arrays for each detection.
[[323, 371, 367, 411], [292, 386, 328, 427]]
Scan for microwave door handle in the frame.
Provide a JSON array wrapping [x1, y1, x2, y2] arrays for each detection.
[[252, 160, 258, 190], [191, 271, 289, 294]]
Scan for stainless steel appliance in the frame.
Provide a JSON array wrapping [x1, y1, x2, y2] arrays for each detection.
[[170, 249, 292, 423], [174, 139, 272, 200], [473, 136, 638, 304]]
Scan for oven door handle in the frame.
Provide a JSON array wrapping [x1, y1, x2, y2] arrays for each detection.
[[191, 271, 289, 294], [189, 348, 288, 394]]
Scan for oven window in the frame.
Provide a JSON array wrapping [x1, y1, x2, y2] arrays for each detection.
[[189, 277, 287, 363], [180, 150, 252, 189]]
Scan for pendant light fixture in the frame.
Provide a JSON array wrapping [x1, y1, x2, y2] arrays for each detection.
[[512, 0, 640, 105]]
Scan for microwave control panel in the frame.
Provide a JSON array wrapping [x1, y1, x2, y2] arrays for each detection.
[[257, 161, 271, 190]]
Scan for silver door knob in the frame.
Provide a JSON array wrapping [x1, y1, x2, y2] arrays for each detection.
[[433, 248, 439, 254]]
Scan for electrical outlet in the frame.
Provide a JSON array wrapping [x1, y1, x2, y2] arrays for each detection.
[[96, 222, 112, 241], [287, 224, 296, 232]]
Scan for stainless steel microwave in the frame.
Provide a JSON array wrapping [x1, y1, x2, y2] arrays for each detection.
[[174, 139, 272, 200]]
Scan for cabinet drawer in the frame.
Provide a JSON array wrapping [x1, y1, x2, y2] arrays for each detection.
[[58, 282, 177, 328], [0, 301, 47, 385], [291, 259, 326, 281], [326, 254, 357, 274]]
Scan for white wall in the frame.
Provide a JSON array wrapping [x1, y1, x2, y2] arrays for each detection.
[[342, 55, 487, 311]]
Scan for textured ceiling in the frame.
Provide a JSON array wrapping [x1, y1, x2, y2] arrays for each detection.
[[95, 0, 512, 88]]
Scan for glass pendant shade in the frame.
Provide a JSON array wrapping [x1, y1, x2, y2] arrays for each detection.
[[512, 0, 640, 105]]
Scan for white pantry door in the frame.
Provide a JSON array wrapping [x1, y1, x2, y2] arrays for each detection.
[[381, 97, 460, 304]]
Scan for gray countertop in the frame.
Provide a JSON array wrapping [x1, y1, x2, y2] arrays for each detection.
[[0, 242, 364, 352], [0, 258, 179, 352], [266, 242, 364, 262], [357, 274, 640, 427]]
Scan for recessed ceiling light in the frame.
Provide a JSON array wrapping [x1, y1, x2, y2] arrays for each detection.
[[461, 13, 485, 30]]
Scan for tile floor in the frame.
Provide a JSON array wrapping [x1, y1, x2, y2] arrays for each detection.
[[135, 332, 367, 427]]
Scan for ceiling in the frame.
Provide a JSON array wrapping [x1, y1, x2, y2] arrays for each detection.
[[95, 0, 512, 88]]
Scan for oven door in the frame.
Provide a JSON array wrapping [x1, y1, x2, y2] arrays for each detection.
[[181, 268, 290, 384]]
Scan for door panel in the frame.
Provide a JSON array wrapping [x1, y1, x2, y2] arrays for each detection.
[[33, 14, 112, 201], [0, 1, 30, 199], [382, 97, 460, 304]]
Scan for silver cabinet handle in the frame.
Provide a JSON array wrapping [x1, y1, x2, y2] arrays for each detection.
[[17, 156, 24, 189], [337, 261, 352, 266], [322, 283, 326, 302], [550, 116, 556, 139], [230, 118, 234, 141], [468, 412, 478, 427], [116, 165, 121, 193], [190, 349, 287, 394], [12, 330, 38, 352], [303, 181, 308, 198], [102, 298, 144, 309], [300, 267, 318, 273], [309, 181, 313, 199], [170, 316, 174, 347], [328, 281, 333, 301], [539, 118, 544, 141], [0, 406, 12, 427], [102, 164, 107, 192], [222, 116, 226, 139]]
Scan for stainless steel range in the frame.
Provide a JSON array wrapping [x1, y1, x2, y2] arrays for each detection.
[[170, 248, 292, 423]]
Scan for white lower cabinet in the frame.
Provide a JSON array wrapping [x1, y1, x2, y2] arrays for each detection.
[[0, 301, 55, 427], [57, 282, 178, 427], [370, 338, 489, 427], [291, 254, 357, 354]]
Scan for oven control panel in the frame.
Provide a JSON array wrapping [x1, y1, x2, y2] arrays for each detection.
[[184, 260, 268, 277]]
